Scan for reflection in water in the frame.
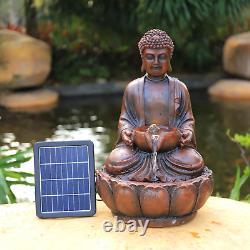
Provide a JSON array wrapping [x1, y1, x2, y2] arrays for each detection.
[[193, 92, 250, 197], [0, 92, 250, 201]]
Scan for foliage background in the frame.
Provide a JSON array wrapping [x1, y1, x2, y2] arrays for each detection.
[[1, 0, 250, 82], [32, 0, 250, 84]]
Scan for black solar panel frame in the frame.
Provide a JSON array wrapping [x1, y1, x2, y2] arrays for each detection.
[[34, 140, 96, 218]]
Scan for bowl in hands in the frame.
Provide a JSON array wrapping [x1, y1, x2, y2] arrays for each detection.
[[133, 125, 181, 153]]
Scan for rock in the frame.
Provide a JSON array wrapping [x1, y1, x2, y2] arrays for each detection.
[[0, 30, 51, 89], [208, 79, 250, 100], [223, 32, 250, 79], [0, 89, 59, 112]]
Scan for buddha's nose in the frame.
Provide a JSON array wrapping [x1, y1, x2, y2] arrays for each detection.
[[153, 57, 159, 64]]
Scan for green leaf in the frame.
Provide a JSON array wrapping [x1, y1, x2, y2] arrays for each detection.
[[230, 166, 250, 201], [0, 185, 8, 204], [244, 194, 250, 203], [6, 186, 16, 203], [0, 149, 32, 168], [234, 133, 250, 149], [182, 1, 191, 21], [7, 180, 34, 186], [3, 170, 34, 180], [0, 160, 28, 169], [0, 147, 33, 203], [0, 169, 16, 203]]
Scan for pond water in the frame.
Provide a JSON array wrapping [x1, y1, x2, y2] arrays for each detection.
[[1, 90, 250, 201]]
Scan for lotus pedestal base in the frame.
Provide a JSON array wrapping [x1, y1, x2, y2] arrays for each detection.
[[96, 167, 213, 228], [116, 212, 197, 228]]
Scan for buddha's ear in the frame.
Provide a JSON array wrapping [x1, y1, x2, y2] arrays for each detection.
[[141, 63, 145, 73], [168, 60, 172, 72]]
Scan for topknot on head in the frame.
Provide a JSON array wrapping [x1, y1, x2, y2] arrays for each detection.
[[138, 29, 174, 57]]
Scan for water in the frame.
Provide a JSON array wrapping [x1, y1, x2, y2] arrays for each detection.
[[1, 90, 250, 201], [151, 133, 160, 182]]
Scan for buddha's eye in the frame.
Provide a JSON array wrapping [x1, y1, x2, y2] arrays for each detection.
[[145, 54, 154, 60], [159, 54, 167, 61]]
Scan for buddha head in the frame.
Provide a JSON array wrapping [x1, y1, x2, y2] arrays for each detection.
[[138, 29, 174, 79]]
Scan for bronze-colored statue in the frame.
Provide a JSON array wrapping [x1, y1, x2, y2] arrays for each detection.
[[96, 29, 213, 227]]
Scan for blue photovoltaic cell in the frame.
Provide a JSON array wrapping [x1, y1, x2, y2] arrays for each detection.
[[34, 141, 95, 218]]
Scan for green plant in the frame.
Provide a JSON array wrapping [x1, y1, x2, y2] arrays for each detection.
[[229, 166, 250, 201], [0, 146, 34, 204], [227, 130, 250, 202], [25, 0, 250, 82], [137, 0, 250, 71]]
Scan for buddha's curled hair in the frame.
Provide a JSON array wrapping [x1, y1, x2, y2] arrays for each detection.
[[138, 29, 174, 57]]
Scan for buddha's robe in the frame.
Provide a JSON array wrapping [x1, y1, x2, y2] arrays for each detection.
[[104, 75, 204, 182]]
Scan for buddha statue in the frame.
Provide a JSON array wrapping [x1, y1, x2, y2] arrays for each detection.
[[104, 29, 204, 182], [96, 29, 213, 227]]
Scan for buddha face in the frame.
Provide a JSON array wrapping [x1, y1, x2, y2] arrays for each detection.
[[142, 48, 170, 79]]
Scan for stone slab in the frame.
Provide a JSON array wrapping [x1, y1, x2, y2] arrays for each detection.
[[208, 79, 250, 101], [51, 73, 222, 98], [0, 89, 59, 112], [52, 82, 126, 97], [0, 197, 250, 250]]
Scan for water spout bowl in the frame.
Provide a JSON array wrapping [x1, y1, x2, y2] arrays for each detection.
[[133, 125, 181, 152]]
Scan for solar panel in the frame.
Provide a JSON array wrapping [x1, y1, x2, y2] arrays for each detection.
[[34, 140, 96, 218]]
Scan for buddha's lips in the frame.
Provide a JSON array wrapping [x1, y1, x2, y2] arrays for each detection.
[[151, 66, 161, 70]]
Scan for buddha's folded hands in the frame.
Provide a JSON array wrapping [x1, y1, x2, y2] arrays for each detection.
[[121, 129, 134, 146], [180, 130, 193, 147]]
